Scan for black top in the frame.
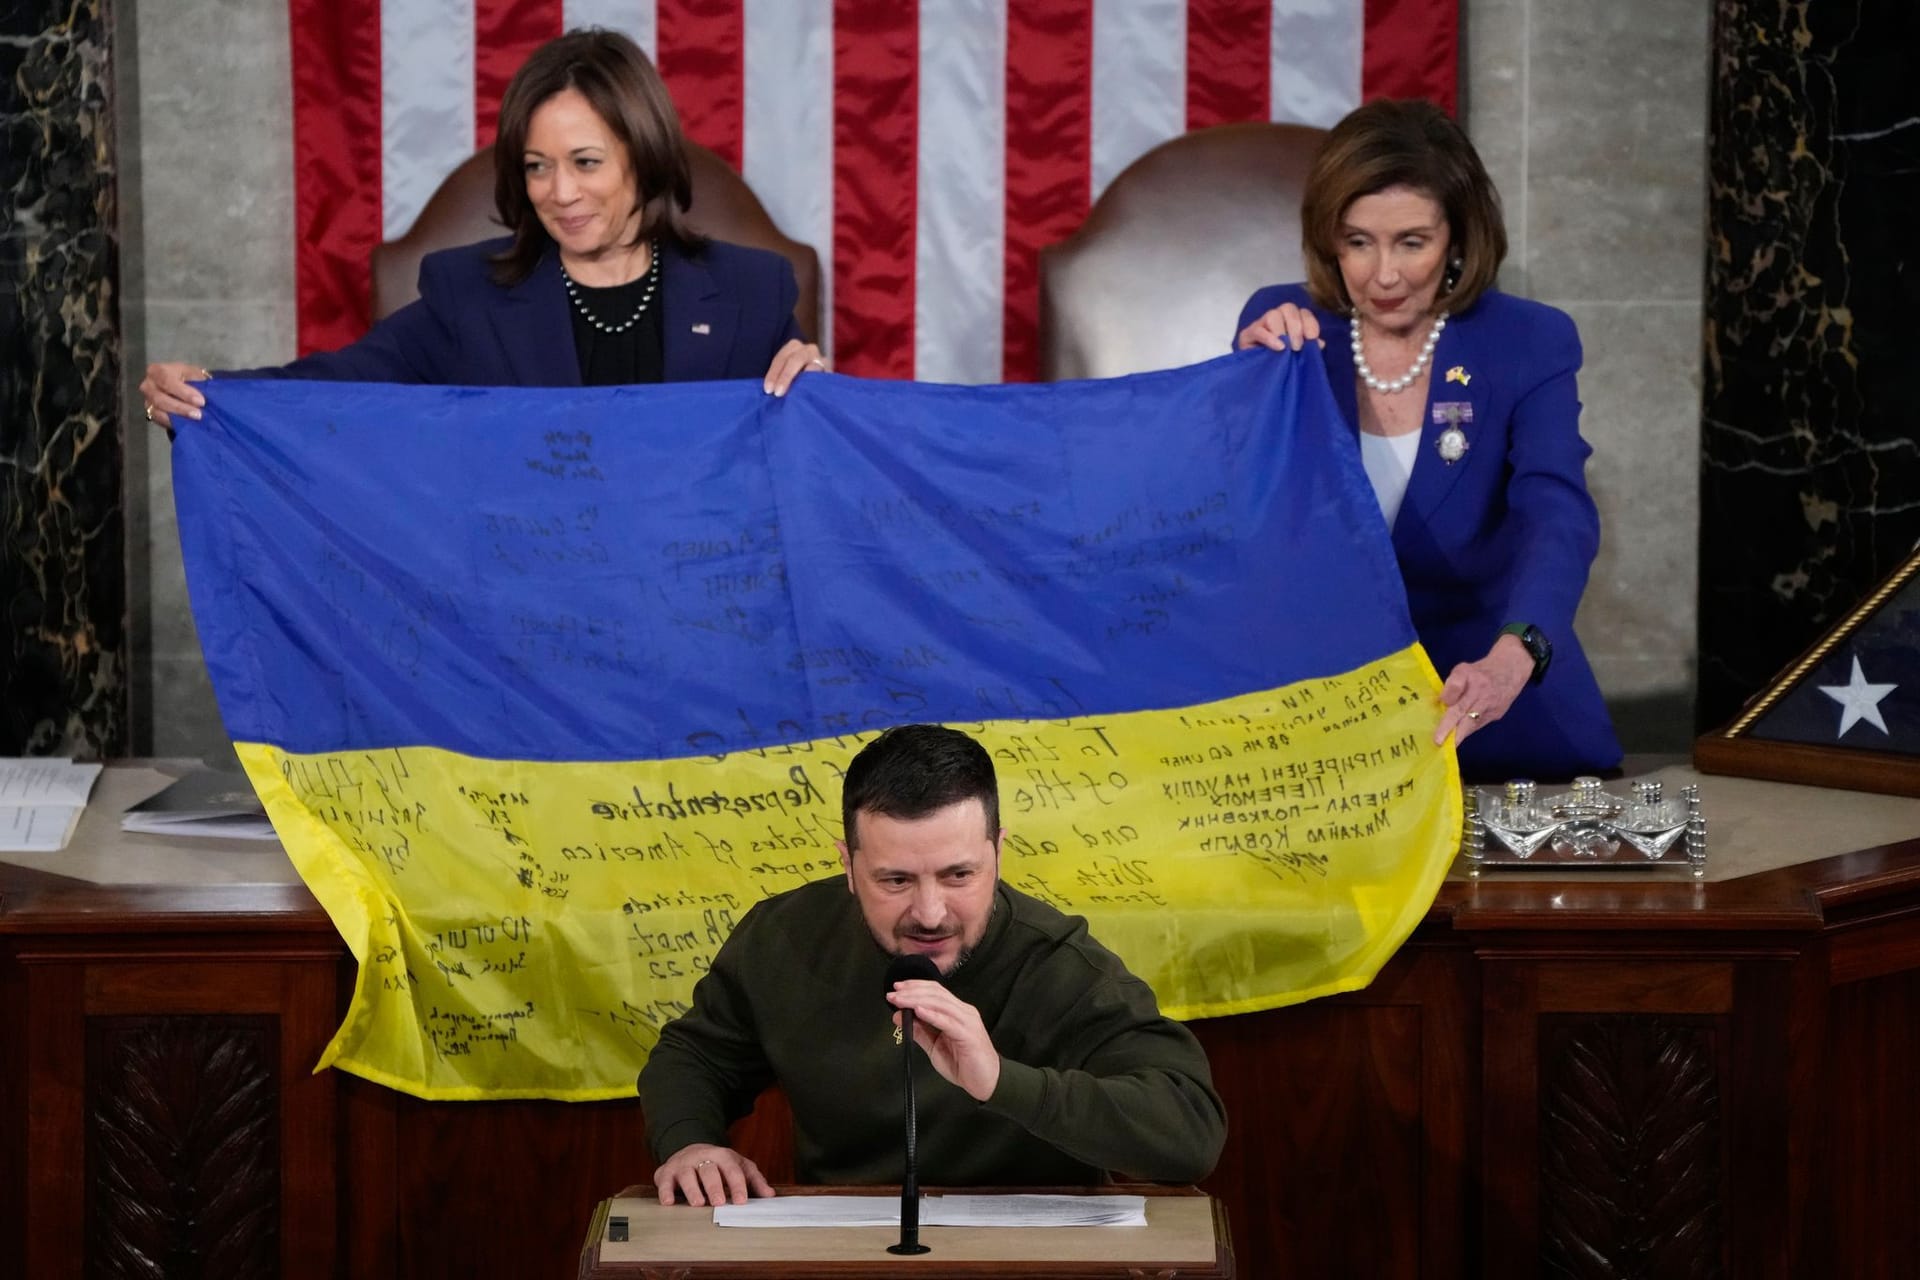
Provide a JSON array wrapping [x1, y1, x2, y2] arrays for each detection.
[[226, 237, 802, 387], [566, 275, 665, 386]]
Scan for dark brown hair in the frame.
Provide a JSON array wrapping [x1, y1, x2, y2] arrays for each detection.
[[1299, 99, 1507, 314], [841, 725, 1001, 852], [489, 28, 702, 285]]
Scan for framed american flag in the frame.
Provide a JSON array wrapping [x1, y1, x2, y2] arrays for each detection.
[[1696, 548, 1920, 797]]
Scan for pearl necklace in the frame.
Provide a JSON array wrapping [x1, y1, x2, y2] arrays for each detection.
[[1351, 311, 1447, 394], [560, 241, 660, 334]]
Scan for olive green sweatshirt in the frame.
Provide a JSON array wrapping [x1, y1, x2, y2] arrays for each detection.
[[639, 879, 1227, 1186]]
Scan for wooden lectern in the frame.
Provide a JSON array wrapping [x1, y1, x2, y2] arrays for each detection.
[[576, 1186, 1234, 1279]]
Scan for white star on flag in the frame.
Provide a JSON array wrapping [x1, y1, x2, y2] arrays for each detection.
[[1818, 655, 1898, 737]]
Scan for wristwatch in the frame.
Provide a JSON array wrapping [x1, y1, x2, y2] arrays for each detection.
[[1500, 622, 1552, 685]]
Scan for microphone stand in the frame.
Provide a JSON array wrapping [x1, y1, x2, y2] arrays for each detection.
[[888, 999, 930, 1256], [884, 953, 937, 1257]]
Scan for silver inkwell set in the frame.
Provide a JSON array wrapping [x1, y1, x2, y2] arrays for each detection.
[[1462, 776, 1707, 879]]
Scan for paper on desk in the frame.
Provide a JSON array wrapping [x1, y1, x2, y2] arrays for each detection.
[[0, 805, 87, 853], [0, 759, 102, 852], [713, 1194, 1148, 1229], [119, 770, 278, 842], [0, 758, 102, 806], [118, 812, 280, 841]]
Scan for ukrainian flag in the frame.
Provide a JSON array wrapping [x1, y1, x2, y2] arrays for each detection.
[[174, 352, 1458, 1100]]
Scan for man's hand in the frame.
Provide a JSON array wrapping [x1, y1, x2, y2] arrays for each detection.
[[888, 979, 1001, 1101], [652, 1142, 774, 1207]]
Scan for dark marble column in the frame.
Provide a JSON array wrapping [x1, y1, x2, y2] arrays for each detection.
[[0, 0, 126, 756], [1699, 0, 1920, 728]]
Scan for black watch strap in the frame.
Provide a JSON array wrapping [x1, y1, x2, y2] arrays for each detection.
[[1500, 622, 1552, 685]]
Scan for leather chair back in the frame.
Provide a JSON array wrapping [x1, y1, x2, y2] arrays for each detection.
[[1039, 122, 1326, 381], [370, 143, 823, 341]]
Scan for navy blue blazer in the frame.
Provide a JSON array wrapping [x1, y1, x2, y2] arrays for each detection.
[[1236, 284, 1621, 780], [232, 236, 802, 386]]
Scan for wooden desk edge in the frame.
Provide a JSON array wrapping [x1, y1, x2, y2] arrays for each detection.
[[577, 1185, 1233, 1280], [578, 1196, 617, 1280]]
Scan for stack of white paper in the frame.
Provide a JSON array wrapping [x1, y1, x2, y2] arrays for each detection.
[[0, 759, 103, 853], [713, 1193, 1148, 1229], [119, 770, 277, 841]]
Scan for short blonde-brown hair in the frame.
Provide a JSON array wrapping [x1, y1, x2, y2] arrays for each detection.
[[1300, 99, 1507, 314]]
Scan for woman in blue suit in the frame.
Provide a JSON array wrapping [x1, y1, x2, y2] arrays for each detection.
[[140, 29, 821, 424], [1235, 100, 1620, 780]]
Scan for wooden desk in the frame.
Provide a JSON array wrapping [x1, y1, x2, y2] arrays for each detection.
[[4, 762, 1918, 1278], [575, 1186, 1232, 1279]]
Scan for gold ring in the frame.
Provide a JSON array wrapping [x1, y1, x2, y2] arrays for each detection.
[[808, 358, 827, 370], [695, 1159, 714, 1168], [1466, 710, 1481, 721], [143, 403, 154, 422]]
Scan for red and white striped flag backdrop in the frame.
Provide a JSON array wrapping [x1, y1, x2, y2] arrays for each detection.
[[290, 0, 1457, 383]]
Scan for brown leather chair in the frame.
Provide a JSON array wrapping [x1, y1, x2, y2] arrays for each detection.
[[1039, 122, 1326, 381], [370, 143, 822, 340]]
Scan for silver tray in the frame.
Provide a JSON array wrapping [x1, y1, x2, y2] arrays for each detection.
[[1461, 776, 1706, 878]]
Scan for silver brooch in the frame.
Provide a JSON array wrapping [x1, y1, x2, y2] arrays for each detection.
[[1433, 402, 1473, 465]]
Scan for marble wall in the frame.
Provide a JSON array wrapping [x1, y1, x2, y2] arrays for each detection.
[[1698, 0, 1920, 729], [1466, 0, 1710, 748], [1, 0, 126, 757], [116, 0, 1710, 759], [121, 0, 294, 762]]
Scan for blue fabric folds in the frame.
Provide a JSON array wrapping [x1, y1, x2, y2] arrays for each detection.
[[172, 352, 1412, 761]]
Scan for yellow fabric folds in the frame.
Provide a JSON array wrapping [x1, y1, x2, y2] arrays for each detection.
[[240, 643, 1457, 1100]]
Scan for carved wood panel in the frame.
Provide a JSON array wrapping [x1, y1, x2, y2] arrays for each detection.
[[1538, 1017, 1726, 1280], [85, 1016, 280, 1279], [1193, 945, 1474, 1280]]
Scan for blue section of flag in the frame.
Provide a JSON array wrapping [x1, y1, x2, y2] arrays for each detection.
[[172, 353, 1412, 760]]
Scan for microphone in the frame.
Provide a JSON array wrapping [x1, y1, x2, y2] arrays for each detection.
[[883, 953, 940, 1256]]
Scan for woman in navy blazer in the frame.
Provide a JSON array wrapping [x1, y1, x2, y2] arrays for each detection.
[[1235, 100, 1620, 781], [140, 29, 821, 424]]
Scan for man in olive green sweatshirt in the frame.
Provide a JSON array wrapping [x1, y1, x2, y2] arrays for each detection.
[[639, 723, 1228, 1207]]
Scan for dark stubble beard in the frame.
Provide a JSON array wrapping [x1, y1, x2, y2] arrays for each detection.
[[885, 899, 996, 977]]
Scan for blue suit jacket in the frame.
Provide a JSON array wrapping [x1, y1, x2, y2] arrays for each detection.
[[232, 236, 802, 385], [1236, 284, 1621, 779]]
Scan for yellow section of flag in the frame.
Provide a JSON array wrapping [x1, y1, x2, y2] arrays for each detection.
[[240, 643, 1457, 1100]]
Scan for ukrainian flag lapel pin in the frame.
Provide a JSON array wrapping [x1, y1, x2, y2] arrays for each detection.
[[1445, 365, 1470, 386]]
